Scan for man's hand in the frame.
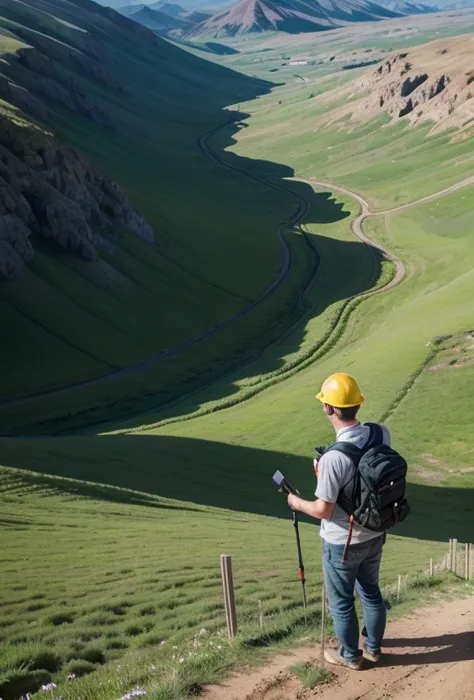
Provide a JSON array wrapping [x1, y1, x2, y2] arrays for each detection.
[[287, 493, 300, 511]]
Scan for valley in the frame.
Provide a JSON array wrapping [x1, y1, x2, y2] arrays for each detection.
[[1, 2, 473, 700]]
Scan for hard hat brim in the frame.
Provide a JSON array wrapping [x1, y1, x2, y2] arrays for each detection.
[[316, 392, 365, 408]]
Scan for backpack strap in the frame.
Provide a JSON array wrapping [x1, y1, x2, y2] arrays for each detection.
[[321, 441, 362, 518], [364, 422, 384, 447], [323, 441, 363, 464]]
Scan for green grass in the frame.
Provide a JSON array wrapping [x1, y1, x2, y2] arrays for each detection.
[[0, 461, 471, 700], [0, 31, 28, 53], [2, 8, 474, 700], [2, 0, 345, 426], [229, 95, 474, 210], [139, 187, 474, 538], [290, 661, 334, 689]]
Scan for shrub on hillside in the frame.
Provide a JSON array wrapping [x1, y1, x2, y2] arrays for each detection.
[[77, 645, 106, 664], [64, 659, 96, 677], [0, 669, 51, 700]]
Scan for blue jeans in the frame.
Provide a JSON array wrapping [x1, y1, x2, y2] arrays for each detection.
[[323, 536, 386, 663]]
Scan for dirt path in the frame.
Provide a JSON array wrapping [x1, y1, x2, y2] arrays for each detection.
[[204, 596, 474, 700], [2, 117, 473, 412], [302, 174, 474, 294]]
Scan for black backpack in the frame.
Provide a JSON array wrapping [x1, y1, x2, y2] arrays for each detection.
[[323, 423, 410, 535]]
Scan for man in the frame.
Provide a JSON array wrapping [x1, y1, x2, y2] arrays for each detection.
[[287, 372, 388, 671]]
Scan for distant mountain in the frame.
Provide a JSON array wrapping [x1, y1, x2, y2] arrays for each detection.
[[180, 7, 213, 20], [149, 1, 186, 15], [431, 0, 474, 6], [118, 2, 146, 14], [98, 0, 142, 7], [126, 4, 188, 30], [379, 0, 434, 12], [99, 0, 231, 9], [189, 0, 400, 37]]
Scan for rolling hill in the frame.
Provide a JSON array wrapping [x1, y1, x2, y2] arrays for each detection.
[[2, 0, 326, 432], [2, 4, 474, 700], [188, 0, 400, 37]]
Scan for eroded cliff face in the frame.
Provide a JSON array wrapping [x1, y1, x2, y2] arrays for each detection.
[[0, 0, 159, 280], [0, 114, 154, 279], [315, 35, 474, 135]]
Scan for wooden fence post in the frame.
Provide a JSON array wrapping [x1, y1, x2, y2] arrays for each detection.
[[397, 574, 402, 602], [448, 539, 453, 571], [465, 544, 471, 581], [320, 581, 326, 665], [220, 554, 237, 638], [452, 538, 458, 574], [258, 600, 263, 629], [429, 558, 433, 576]]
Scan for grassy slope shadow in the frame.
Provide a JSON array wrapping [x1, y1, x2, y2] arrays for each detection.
[[0, 111, 385, 435], [0, 3, 382, 432], [1, 434, 472, 542]]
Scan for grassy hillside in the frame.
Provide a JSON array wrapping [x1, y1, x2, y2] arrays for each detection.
[[2, 460, 466, 700], [114, 186, 474, 545], [2, 11, 474, 700], [2, 164, 473, 700], [0, 0, 362, 429], [226, 83, 474, 209]]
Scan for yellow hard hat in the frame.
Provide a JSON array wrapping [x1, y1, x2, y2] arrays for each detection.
[[316, 373, 364, 408]]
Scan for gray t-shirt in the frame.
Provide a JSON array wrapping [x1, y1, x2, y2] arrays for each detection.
[[315, 422, 391, 545]]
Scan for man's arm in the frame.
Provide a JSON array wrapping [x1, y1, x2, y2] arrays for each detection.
[[286, 449, 349, 520], [287, 493, 335, 520]]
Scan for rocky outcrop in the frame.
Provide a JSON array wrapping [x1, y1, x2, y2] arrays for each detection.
[[0, 214, 35, 280], [0, 21, 129, 131], [0, 116, 155, 280], [399, 98, 414, 117], [13, 29, 129, 96], [326, 36, 474, 133], [429, 74, 448, 99], [3, 47, 116, 129], [0, 76, 49, 122], [401, 73, 428, 97]]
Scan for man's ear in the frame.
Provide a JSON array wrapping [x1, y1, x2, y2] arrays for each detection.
[[324, 403, 334, 416]]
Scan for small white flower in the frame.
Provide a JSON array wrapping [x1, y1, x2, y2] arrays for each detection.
[[217, 644, 222, 650], [160, 640, 166, 646], [118, 687, 147, 700], [150, 664, 156, 671], [178, 657, 185, 663]]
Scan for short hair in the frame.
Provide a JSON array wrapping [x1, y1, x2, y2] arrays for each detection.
[[333, 405, 361, 421]]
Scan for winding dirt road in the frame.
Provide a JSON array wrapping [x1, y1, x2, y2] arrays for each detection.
[[2, 119, 473, 411], [303, 173, 474, 293], [204, 596, 474, 700]]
